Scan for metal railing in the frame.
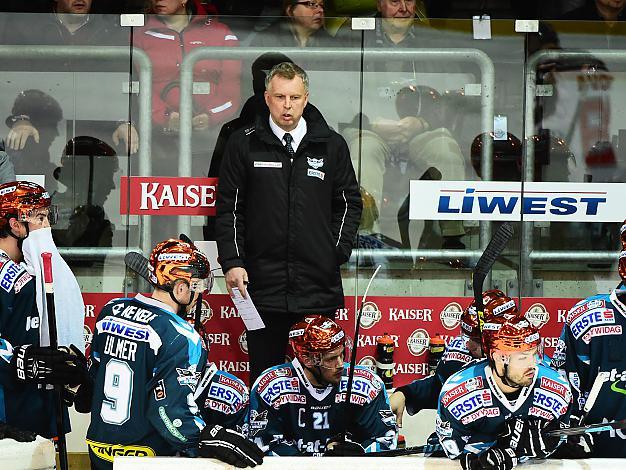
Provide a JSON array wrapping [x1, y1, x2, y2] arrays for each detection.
[[0, 45, 153, 256], [178, 46, 496, 257], [523, 49, 623, 288]]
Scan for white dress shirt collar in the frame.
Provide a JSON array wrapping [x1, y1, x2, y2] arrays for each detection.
[[269, 115, 307, 154]]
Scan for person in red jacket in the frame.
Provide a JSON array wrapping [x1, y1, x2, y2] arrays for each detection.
[[135, 0, 242, 176]]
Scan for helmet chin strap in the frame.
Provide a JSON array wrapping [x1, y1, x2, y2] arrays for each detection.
[[490, 355, 522, 389], [169, 289, 195, 318]]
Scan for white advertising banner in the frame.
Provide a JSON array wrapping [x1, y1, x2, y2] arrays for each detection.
[[409, 181, 626, 222]]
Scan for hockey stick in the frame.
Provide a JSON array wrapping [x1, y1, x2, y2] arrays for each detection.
[[124, 251, 151, 284], [546, 418, 626, 437], [473, 223, 514, 330], [367, 442, 443, 457], [41, 253, 69, 470], [341, 265, 382, 442]]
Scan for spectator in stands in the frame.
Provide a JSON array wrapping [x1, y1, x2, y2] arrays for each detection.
[[2, 0, 138, 156], [253, 0, 334, 48], [341, 0, 468, 251], [562, 0, 626, 21], [0, 142, 16, 184], [135, 0, 241, 176]]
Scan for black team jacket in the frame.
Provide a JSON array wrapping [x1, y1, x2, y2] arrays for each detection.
[[215, 103, 361, 315]]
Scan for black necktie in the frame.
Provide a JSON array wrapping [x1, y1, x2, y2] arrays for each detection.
[[283, 133, 295, 159]]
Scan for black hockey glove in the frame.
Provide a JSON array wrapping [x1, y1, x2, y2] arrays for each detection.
[[499, 417, 561, 459], [549, 414, 593, 459], [198, 424, 264, 468], [324, 433, 365, 456], [11, 344, 83, 385], [460, 452, 481, 470], [72, 376, 95, 413], [477, 447, 517, 470], [0, 422, 36, 442]]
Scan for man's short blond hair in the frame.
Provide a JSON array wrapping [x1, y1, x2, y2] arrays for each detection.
[[265, 62, 309, 93]]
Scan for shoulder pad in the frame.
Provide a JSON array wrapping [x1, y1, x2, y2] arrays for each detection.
[[531, 367, 571, 420], [566, 296, 608, 324]]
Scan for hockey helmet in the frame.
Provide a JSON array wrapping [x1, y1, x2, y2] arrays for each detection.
[[289, 315, 348, 369], [148, 238, 212, 292], [0, 181, 57, 231], [460, 289, 507, 339], [482, 316, 541, 358]]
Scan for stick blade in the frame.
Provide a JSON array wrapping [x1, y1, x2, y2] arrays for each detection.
[[125, 251, 151, 283], [474, 222, 514, 277]]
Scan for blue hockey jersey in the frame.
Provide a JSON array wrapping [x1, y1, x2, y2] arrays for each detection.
[[551, 291, 626, 457], [249, 359, 397, 456], [86, 294, 207, 469], [437, 359, 571, 459], [398, 334, 475, 414], [194, 362, 249, 435], [0, 250, 60, 438]]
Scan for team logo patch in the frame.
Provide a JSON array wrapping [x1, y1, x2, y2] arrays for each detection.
[[248, 410, 269, 437], [525, 303, 550, 329], [436, 415, 453, 437], [407, 329, 430, 356], [154, 379, 167, 401], [176, 366, 201, 391], [440, 302, 463, 330], [582, 324, 622, 344], [359, 302, 382, 329], [379, 409, 397, 426], [83, 325, 93, 347], [441, 377, 484, 408], [307, 157, 324, 169], [13, 271, 31, 293]]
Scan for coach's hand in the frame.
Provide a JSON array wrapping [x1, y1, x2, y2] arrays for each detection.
[[198, 425, 263, 468], [225, 267, 248, 298]]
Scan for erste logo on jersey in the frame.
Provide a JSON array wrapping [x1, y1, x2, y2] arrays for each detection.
[[570, 308, 615, 339], [259, 376, 300, 404], [525, 303, 550, 329], [567, 299, 605, 324], [440, 302, 463, 330], [441, 376, 484, 407], [0, 262, 23, 292], [359, 302, 381, 329], [532, 388, 568, 418], [407, 328, 430, 356], [448, 388, 494, 420], [207, 382, 246, 412]]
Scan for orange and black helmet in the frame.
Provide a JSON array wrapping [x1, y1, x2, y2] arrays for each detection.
[[482, 316, 541, 357], [0, 181, 55, 231], [460, 289, 507, 339], [289, 315, 346, 362], [148, 238, 211, 290]]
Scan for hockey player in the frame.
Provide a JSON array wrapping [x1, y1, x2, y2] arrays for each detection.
[[83, 239, 263, 469], [0, 181, 85, 438], [390, 290, 515, 425], [550, 220, 626, 457], [437, 316, 571, 469], [248, 314, 397, 456]]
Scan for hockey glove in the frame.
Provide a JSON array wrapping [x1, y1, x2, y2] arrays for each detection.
[[477, 447, 517, 470], [324, 433, 365, 456], [0, 422, 36, 442], [198, 424, 264, 468], [550, 415, 593, 459], [460, 452, 481, 470], [58, 344, 89, 387], [72, 377, 95, 413], [11, 345, 82, 385]]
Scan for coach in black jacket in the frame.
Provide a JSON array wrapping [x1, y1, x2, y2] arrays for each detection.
[[215, 62, 361, 382]]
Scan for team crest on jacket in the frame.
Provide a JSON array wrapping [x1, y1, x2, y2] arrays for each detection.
[[307, 157, 324, 169]]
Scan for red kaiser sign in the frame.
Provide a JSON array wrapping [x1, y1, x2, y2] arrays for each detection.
[[119, 176, 218, 216]]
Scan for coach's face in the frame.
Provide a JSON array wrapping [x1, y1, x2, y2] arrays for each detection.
[[265, 75, 309, 132]]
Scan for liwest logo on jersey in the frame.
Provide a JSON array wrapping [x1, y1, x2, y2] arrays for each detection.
[[570, 308, 615, 339], [409, 181, 625, 222], [532, 389, 568, 418]]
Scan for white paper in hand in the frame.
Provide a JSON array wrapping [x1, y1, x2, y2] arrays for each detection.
[[231, 288, 265, 331]]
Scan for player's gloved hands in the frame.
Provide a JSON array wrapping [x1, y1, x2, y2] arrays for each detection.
[[523, 418, 563, 459], [0, 422, 36, 442], [198, 424, 263, 468], [324, 433, 365, 456], [58, 344, 89, 387], [477, 447, 517, 470], [460, 452, 481, 470], [72, 376, 95, 413], [550, 415, 593, 459], [11, 345, 83, 385]]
